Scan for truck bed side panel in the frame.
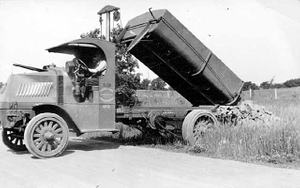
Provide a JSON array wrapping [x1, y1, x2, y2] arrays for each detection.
[[123, 9, 244, 105]]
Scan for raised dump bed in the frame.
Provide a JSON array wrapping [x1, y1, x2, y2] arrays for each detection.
[[121, 9, 244, 106]]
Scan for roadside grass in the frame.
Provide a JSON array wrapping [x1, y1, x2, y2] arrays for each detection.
[[84, 91, 300, 169], [196, 120, 300, 164], [193, 99, 300, 168]]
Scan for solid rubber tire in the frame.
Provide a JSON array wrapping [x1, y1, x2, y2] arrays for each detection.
[[24, 113, 69, 158], [182, 110, 218, 146]]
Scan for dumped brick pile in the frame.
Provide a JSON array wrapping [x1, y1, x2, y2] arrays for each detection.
[[215, 100, 279, 125]]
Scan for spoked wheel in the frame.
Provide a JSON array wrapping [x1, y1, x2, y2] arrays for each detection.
[[182, 110, 218, 145], [2, 121, 27, 151], [24, 113, 69, 158]]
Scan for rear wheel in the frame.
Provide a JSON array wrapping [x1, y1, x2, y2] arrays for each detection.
[[182, 110, 218, 145], [2, 120, 27, 151], [24, 113, 69, 158]]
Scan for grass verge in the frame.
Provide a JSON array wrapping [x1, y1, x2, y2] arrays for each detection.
[[82, 99, 300, 169]]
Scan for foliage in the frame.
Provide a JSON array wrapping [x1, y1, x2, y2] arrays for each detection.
[[138, 78, 151, 90], [259, 81, 283, 89], [0, 82, 3, 90], [283, 78, 300, 88], [242, 81, 259, 91], [149, 77, 166, 90], [255, 78, 300, 90], [138, 77, 172, 91], [259, 81, 271, 89], [81, 25, 141, 106], [80, 28, 103, 39]]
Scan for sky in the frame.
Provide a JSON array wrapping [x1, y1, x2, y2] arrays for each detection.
[[0, 0, 300, 84]]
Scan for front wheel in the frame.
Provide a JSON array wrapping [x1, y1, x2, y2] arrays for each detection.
[[24, 113, 69, 158]]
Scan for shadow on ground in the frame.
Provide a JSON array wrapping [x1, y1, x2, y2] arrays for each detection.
[[66, 137, 121, 152], [7, 138, 120, 158]]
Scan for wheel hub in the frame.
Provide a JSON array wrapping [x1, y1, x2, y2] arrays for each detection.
[[44, 131, 55, 141]]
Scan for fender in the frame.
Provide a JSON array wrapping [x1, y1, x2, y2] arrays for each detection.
[[32, 104, 81, 135]]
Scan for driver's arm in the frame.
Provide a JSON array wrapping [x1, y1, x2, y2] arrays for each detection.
[[88, 60, 107, 74]]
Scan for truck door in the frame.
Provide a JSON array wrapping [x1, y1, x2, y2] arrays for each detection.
[[47, 38, 116, 132]]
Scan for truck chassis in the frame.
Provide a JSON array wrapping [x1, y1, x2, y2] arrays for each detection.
[[0, 6, 243, 158]]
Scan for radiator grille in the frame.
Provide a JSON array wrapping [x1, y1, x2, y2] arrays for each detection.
[[57, 76, 64, 104]]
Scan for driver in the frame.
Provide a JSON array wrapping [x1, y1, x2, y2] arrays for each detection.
[[88, 54, 107, 77], [73, 53, 107, 86], [68, 53, 107, 98]]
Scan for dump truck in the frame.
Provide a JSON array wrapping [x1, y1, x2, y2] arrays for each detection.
[[0, 6, 243, 158]]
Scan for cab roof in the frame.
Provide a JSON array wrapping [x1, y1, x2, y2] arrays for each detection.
[[46, 38, 114, 55]]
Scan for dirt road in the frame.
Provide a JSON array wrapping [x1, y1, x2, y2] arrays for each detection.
[[1, 137, 300, 188]]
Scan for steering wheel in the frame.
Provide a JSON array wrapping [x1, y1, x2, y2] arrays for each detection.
[[76, 58, 89, 71], [73, 58, 92, 77]]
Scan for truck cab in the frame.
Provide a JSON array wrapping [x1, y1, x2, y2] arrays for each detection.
[[0, 38, 117, 158]]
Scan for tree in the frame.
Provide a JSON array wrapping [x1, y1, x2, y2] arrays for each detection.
[[80, 28, 103, 39], [149, 77, 166, 90], [138, 78, 151, 90], [242, 81, 259, 91], [259, 81, 271, 89], [283, 78, 300, 88], [81, 25, 141, 106]]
